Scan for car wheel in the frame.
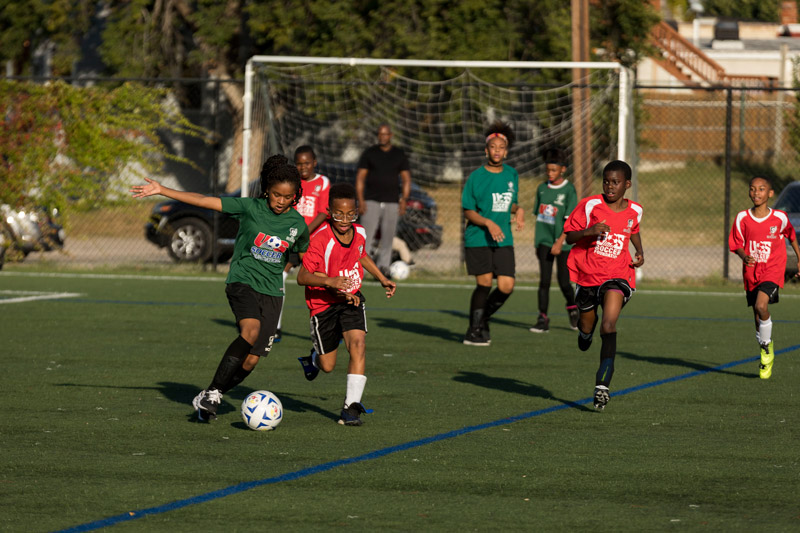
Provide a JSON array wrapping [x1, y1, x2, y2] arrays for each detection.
[[167, 217, 213, 263]]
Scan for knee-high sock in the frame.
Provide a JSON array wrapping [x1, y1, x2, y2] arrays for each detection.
[[596, 332, 617, 387], [484, 289, 511, 320], [277, 271, 288, 330], [758, 318, 772, 346], [209, 336, 252, 393], [469, 285, 491, 328], [344, 374, 367, 408]]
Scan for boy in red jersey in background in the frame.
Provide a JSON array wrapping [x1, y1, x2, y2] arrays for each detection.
[[729, 176, 800, 379], [296, 182, 396, 426], [564, 160, 644, 410], [275, 145, 331, 341]]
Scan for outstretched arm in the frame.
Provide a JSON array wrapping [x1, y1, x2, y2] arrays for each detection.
[[131, 178, 222, 212]]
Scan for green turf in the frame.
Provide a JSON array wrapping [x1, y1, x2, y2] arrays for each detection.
[[2, 272, 799, 532]]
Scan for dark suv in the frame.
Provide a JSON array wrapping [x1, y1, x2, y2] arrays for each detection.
[[773, 180, 800, 280], [145, 168, 443, 263]]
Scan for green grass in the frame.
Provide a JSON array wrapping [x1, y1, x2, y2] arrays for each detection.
[[2, 272, 800, 532]]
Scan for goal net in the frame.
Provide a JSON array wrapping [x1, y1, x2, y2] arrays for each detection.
[[242, 56, 634, 276]]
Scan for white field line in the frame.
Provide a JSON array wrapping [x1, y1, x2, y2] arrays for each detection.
[[0, 290, 83, 304], [2, 271, 798, 299]]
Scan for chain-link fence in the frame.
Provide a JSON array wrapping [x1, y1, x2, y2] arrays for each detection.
[[8, 79, 800, 283]]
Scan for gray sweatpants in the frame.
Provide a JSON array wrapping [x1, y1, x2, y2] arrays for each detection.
[[360, 200, 399, 270]]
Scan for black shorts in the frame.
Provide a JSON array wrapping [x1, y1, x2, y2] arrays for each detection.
[[746, 282, 780, 307], [465, 246, 515, 277], [225, 282, 282, 357], [575, 279, 635, 312], [309, 296, 367, 356]]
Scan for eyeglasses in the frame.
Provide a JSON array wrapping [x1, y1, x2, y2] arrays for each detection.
[[331, 212, 358, 223]]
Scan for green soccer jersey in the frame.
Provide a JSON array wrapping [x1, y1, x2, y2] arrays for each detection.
[[462, 164, 519, 248], [533, 179, 578, 250], [221, 197, 309, 296]]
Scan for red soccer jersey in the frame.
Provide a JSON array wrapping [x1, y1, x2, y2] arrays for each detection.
[[294, 174, 331, 227], [564, 195, 643, 288], [302, 222, 367, 316], [729, 208, 796, 291]]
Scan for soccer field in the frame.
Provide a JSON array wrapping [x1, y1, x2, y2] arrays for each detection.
[[2, 271, 799, 532]]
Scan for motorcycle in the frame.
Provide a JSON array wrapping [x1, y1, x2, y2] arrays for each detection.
[[0, 205, 65, 269]]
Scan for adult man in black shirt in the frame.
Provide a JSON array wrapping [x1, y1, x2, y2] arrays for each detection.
[[355, 124, 412, 276]]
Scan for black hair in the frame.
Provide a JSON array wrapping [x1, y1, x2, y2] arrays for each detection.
[[294, 145, 316, 159], [329, 182, 357, 208], [259, 154, 303, 206], [543, 147, 567, 167], [749, 175, 773, 189], [603, 160, 632, 182], [484, 121, 515, 149]]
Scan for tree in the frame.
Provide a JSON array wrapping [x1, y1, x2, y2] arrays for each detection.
[[0, 80, 206, 216]]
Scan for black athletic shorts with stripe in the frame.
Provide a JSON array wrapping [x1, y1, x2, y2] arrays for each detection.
[[225, 282, 282, 357], [575, 279, 634, 312], [309, 293, 367, 355]]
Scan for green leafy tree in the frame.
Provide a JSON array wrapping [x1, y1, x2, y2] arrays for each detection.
[[0, 80, 206, 215], [700, 0, 780, 22]]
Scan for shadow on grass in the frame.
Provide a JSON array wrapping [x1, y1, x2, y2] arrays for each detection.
[[452, 371, 593, 412], [372, 316, 464, 342], [439, 309, 532, 331], [56, 381, 340, 423], [617, 351, 757, 379]]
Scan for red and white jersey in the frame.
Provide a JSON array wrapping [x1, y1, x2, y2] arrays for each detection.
[[294, 174, 330, 226], [302, 222, 367, 316], [729, 208, 796, 290], [564, 194, 643, 288]]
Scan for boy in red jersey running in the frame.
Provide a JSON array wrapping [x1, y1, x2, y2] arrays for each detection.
[[275, 146, 331, 341], [296, 182, 396, 426], [729, 176, 800, 379], [564, 160, 644, 410]]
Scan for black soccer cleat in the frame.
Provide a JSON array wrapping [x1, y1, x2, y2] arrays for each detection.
[[463, 327, 490, 346], [298, 350, 320, 381], [593, 385, 610, 410], [530, 313, 549, 333], [338, 402, 366, 426], [194, 388, 222, 421]]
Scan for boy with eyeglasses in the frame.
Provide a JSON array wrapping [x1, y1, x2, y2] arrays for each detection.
[[296, 182, 396, 426]]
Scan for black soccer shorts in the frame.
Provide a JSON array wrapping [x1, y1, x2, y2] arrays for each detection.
[[225, 282, 282, 357], [746, 281, 780, 307], [575, 279, 634, 312], [309, 298, 367, 355]]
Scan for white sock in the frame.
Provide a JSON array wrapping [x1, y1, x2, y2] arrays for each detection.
[[277, 271, 288, 329], [758, 318, 772, 346], [344, 374, 367, 408]]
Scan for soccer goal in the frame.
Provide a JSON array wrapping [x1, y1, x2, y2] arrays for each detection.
[[242, 56, 634, 275]]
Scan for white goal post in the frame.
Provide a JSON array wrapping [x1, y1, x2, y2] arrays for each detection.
[[241, 55, 634, 197]]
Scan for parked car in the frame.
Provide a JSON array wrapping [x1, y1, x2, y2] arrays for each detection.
[[773, 180, 800, 280], [145, 190, 239, 263], [144, 171, 442, 263], [0, 205, 65, 269]]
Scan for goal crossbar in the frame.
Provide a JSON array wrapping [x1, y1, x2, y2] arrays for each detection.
[[242, 56, 633, 196]]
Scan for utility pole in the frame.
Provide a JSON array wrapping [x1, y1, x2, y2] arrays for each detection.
[[571, 0, 592, 198]]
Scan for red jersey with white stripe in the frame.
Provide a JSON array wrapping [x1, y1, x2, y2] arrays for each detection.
[[564, 195, 643, 288], [294, 174, 331, 226], [729, 208, 796, 291], [302, 222, 367, 316]]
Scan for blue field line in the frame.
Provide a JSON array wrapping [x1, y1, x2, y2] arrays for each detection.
[[55, 342, 800, 533]]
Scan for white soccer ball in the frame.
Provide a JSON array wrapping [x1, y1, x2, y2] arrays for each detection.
[[266, 235, 282, 250], [241, 390, 283, 431], [389, 260, 410, 281]]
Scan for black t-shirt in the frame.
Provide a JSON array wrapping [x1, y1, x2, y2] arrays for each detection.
[[357, 145, 410, 202]]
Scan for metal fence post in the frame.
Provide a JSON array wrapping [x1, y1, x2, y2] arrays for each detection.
[[724, 87, 733, 280]]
